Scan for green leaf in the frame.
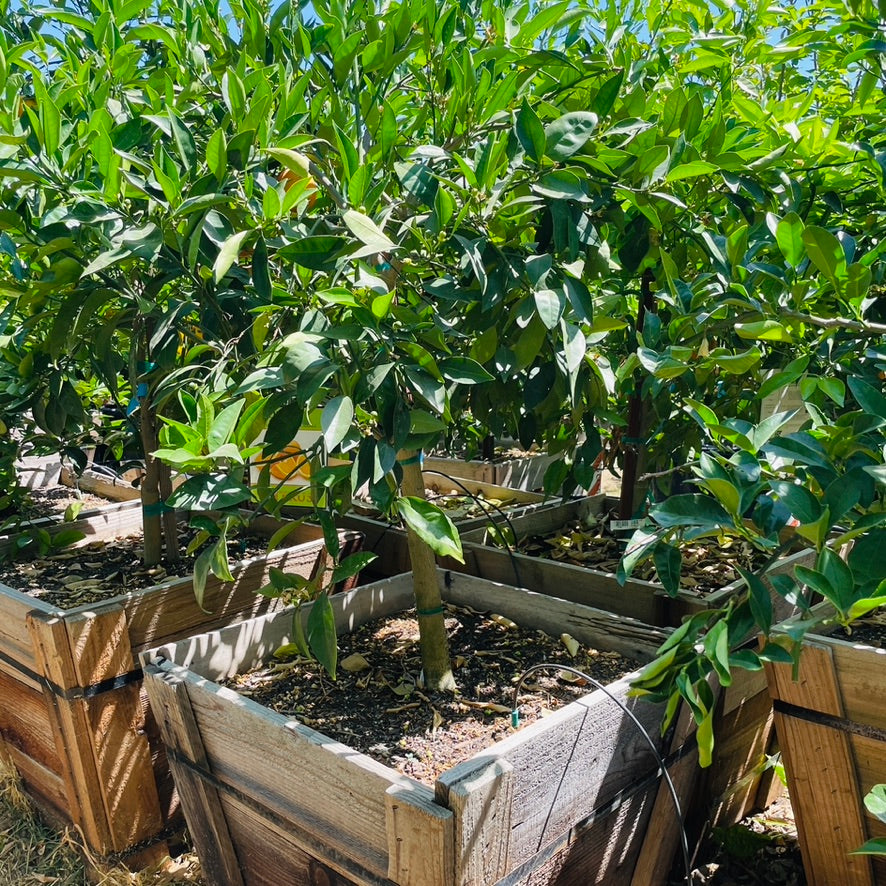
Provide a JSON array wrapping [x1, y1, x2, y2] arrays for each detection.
[[802, 225, 846, 286], [342, 209, 396, 251], [848, 377, 886, 420], [438, 356, 494, 384], [864, 783, 886, 824], [214, 231, 250, 282], [738, 567, 773, 633], [167, 475, 252, 511], [208, 400, 245, 451], [306, 592, 337, 679], [776, 212, 804, 267], [734, 321, 792, 343], [851, 838, 886, 856], [653, 542, 682, 596], [534, 288, 563, 330], [665, 161, 718, 182], [703, 620, 732, 688], [768, 481, 822, 524], [397, 496, 463, 562], [516, 99, 546, 163], [697, 709, 714, 769], [651, 495, 732, 530], [331, 551, 377, 584], [544, 112, 598, 161], [192, 545, 213, 612], [321, 396, 354, 451], [276, 236, 346, 271]]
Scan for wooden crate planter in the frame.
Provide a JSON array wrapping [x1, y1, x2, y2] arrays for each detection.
[[423, 449, 558, 492], [60, 465, 143, 501], [765, 608, 886, 886], [458, 496, 813, 628], [338, 474, 557, 579], [142, 571, 699, 886], [456, 496, 814, 833], [0, 505, 361, 867]]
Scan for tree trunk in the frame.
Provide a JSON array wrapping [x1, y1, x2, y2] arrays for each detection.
[[158, 459, 180, 564], [399, 450, 456, 692], [138, 395, 164, 567]]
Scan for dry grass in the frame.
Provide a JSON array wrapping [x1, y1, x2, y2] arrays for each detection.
[[0, 757, 203, 886]]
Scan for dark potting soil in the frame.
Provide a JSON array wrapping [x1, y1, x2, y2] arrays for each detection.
[[224, 604, 640, 785], [518, 519, 769, 597], [15, 486, 115, 521], [0, 529, 270, 609], [832, 609, 886, 648]]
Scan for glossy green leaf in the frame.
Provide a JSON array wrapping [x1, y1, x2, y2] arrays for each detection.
[[544, 111, 598, 161], [397, 496, 463, 562], [776, 212, 805, 267], [321, 396, 354, 452], [516, 99, 545, 163], [306, 592, 337, 679]]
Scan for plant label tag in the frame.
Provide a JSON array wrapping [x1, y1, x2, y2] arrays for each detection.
[[609, 518, 651, 531]]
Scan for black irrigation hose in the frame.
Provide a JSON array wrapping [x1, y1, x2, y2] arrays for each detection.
[[511, 663, 693, 886]]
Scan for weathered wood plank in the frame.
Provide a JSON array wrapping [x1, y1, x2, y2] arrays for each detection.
[[765, 641, 844, 716], [155, 660, 426, 881], [26, 611, 113, 852], [440, 570, 668, 662], [0, 665, 64, 773], [435, 759, 512, 886], [2, 742, 69, 822], [829, 638, 886, 729], [437, 671, 665, 871], [0, 584, 56, 671], [386, 784, 454, 886], [110, 538, 330, 652], [423, 452, 557, 492], [219, 794, 367, 885], [145, 574, 417, 679], [59, 466, 143, 501], [143, 665, 244, 886], [773, 708, 873, 886], [63, 607, 164, 853]]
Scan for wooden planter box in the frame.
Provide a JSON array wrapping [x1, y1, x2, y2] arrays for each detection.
[[0, 505, 361, 867], [338, 475, 557, 579], [142, 571, 700, 886], [456, 496, 815, 835], [765, 608, 886, 886], [423, 449, 557, 492], [458, 496, 812, 628]]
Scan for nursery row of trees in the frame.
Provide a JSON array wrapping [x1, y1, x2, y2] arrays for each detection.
[[0, 0, 884, 744]]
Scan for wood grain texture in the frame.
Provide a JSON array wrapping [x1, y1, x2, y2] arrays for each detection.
[[774, 708, 873, 886], [0, 666, 64, 772], [435, 758, 513, 886], [829, 638, 886, 729], [765, 641, 845, 716], [422, 453, 557, 492], [386, 784, 454, 886], [26, 611, 113, 851], [152, 659, 424, 882], [143, 665, 244, 886]]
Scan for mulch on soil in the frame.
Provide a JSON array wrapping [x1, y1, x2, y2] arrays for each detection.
[[225, 602, 641, 785], [0, 529, 270, 609], [517, 516, 769, 596], [18, 486, 115, 520]]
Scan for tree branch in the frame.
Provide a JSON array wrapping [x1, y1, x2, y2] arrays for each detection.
[[782, 310, 886, 337]]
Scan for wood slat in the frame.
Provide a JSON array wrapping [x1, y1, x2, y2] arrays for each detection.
[[440, 570, 668, 662], [155, 660, 425, 882], [0, 666, 64, 772], [65, 607, 164, 853], [774, 708, 873, 886], [830, 639, 886, 729], [766, 641, 845, 716], [26, 611, 113, 852], [386, 784, 454, 886], [2, 742, 69, 822], [436, 759, 513, 886], [143, 665, 244, 886]]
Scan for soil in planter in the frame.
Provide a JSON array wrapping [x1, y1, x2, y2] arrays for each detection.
[[517, 518, 769, 597], [833, 608, 886, 648], [0, 529, 270, 610], [14, 486, 114, 521], [224, 604, 641, 785]]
